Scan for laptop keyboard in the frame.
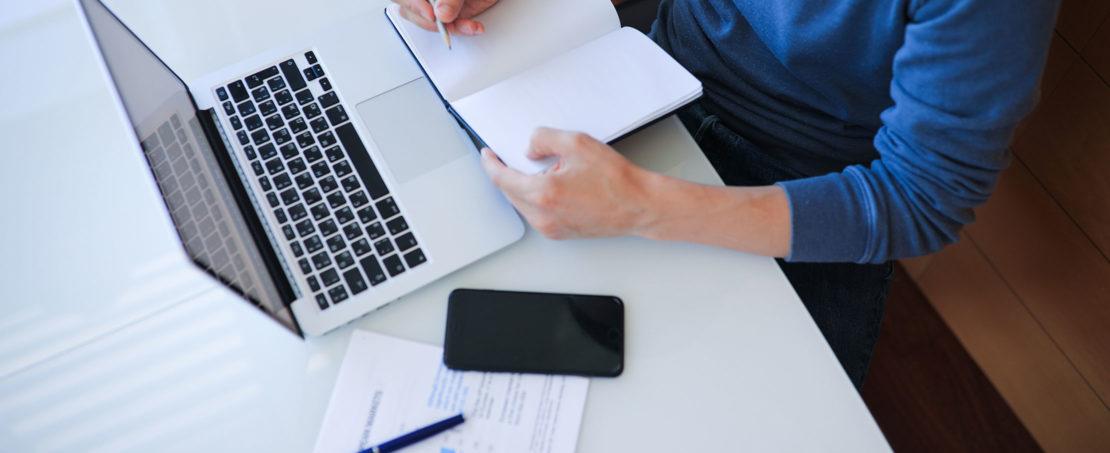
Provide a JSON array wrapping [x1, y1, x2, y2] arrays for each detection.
[[215, 51, 427, 311]]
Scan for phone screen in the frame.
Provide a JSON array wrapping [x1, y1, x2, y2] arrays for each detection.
[[444, 289, 624, 377]]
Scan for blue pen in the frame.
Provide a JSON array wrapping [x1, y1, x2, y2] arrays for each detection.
[[358, 413, 465, 453]]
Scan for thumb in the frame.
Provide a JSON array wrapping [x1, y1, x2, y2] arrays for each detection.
[[526, 127, 577, 160], [433, 0, 462, 22]]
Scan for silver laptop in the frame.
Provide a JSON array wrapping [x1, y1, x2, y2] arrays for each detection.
[[75, 0, 525, 336]]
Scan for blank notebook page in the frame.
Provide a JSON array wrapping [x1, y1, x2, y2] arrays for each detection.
[[451, 27, 702, 174]]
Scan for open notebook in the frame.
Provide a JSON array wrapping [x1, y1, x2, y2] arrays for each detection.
[[385, 0, 702, 174]]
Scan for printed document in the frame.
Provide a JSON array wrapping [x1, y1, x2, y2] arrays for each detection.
[[312, 331, 590, 453]]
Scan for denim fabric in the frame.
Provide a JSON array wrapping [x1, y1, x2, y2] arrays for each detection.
[[678, 102, 892, 389]]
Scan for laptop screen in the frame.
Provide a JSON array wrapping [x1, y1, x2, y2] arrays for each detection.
[[80, 0, 298, 333]]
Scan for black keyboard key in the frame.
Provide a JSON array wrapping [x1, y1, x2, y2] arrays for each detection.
[[280, 59, 307, 91], [304, 188, 322, 205], [274, 207, 287, 224], [327, 235, 346, 253], [336, 207, 354, 224], [290, 117, 308, 134], [383, 254, 405, 277], [273, 173, 292, 190], [327, 191, 345, 209], [320, 267, 340, 286], [282, 103, 300, 120], [387, 217, 409, 235], [343, 222, 363, 240], [265, 157, 284, 175], [267, 114, 285, 131], [282, 224, 295, 240], [358, 206, 377, 223], [248, 66, 277, 88], [273, 128, 291, 145], [281, 187, 300, 205], [319, 219, 339, 237], [319, 92, 339, 109], [376, 197, 400, 218], [296, 218, 315, 236], [251, 128, 270, 145], [237, 100, 256, 116], [318, 131, 337, 148], [258, 143, 278, 159], [216, 87, 229, 101], [259, 100, 277, 117], [312, 64, 325, 78], [297, 131, 315, 148], [304, 146, 323, 163], [296, 89, 314, 106], [246, 74, 263, 88], [280, 142, 298, 159], [403, 249, 426, 268], [245, 114, 263, 131], [319, 77, 332, 91], [251, 161, 265, 176], [298, 258, 312, 274], [315, 293, 328, 310], [268, 193, 281, 208], [251, 85, 269, 102], [325, 146, 344, 163], [237, 130, 250, 145], [395, 232, 418, 251], [307, 275, 320, 292], [230, 115, 243, 131], [267, 76, 286, 92], [335, 161, 354, 179], [312, 161, 331, 178], [360, 256, 387, 286], [228, 81, 249, 102], [326, 105, 349, 126], [288, 157, 307, 175], [311, 117, 329, 134], [338, 123, 390, 199], [328, 285, 348, 304], [374, 237, 395, 256], [341, 175, 360, 193], [303, 66, 316, 81], [343, 268, 368, 295], [275, 90, 294, 106], [312, 251, 332, 270], [288, 203, 307, 221], [222, 101, 236, 116], [258, 175, 271, 191], [319, 175, 339, 193], [336, 251, 355, 270], [295, 172, 314, 190], [366, 222, 386, 240], [304, 103, 322, 119], [349, 190, 368, 208], [305, 51, 318, 64], [352, 238, 373, 256], [290, 241, 304, 257], [244, 145, 257, 160], [304, 235, 323, 253], [310, 203, 329, 221]]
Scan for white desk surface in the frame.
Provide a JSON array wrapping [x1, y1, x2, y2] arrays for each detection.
[[0, 0, 889, 451]]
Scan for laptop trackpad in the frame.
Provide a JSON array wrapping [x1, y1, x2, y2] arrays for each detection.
[[356, 78, 470, 184]]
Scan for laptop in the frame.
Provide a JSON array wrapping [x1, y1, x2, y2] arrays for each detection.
[[74, 0, 525, 336]]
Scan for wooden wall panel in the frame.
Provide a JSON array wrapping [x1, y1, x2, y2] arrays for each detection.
[[1056, 0, 1110, 48], [1082, 17, 1110, 83], [917, 231, 1110, 452]]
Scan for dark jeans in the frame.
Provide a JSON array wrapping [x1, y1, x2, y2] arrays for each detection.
[[677, 102, 893, 390]]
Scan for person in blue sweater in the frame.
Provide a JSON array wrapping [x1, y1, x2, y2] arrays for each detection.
[[394, 0, 1060, 387]]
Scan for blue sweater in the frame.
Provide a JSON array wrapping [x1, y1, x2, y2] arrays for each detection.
[[652, 0, 1059, 263]]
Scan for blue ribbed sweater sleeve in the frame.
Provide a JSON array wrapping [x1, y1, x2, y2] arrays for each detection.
[[778, 0, 1058, 263]]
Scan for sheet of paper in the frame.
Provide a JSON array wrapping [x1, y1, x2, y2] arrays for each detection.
[[451, 28, 703, 174], [386, 0, 619, 101], [313, 331, 590, 453]]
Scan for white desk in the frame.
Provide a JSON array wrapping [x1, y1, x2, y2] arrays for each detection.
[[0, 1, 889, 451]]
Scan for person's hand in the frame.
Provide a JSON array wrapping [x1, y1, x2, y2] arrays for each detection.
[[480, 128, 659, 240], [392, 0, 498, 36]]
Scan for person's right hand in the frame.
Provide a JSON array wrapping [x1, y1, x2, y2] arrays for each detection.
[[392, 0, 499, 36]]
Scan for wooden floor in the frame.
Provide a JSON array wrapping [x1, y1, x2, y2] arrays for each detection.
[[861, 265, 1041, 452]]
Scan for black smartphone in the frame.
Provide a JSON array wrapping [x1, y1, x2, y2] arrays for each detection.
[[444, 289, 624, 377]]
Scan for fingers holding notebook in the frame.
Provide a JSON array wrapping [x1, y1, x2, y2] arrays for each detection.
[[392, 0, 494, 35]]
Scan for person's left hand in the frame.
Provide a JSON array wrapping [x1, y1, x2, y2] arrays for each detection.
[[479, 128, 657, 240]]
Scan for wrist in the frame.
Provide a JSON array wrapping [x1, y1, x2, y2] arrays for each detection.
[[627, 168, 678, 239]]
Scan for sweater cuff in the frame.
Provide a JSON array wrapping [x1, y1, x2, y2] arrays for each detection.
[[776, 170, 874, 263]]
